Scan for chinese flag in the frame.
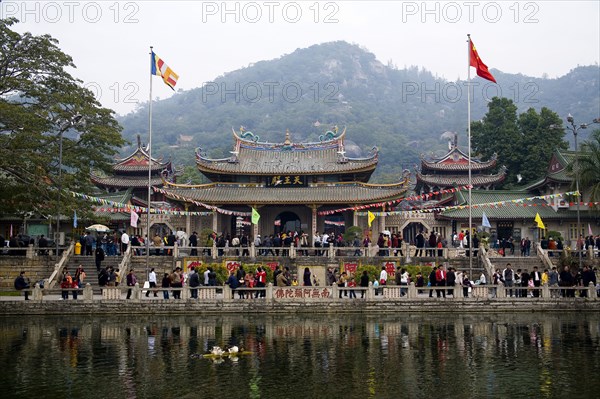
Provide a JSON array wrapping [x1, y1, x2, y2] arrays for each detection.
[[470, 39, 496, 83]]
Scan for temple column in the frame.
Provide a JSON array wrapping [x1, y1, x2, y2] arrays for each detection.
[[379, 205, 386, 233], [212, 208, 219, 233], [309, 204, 318, 244], [352, 205, 358, 227], [185, 204, 191, 235]]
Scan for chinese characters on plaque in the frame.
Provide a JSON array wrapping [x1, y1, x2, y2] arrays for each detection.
[[273, 287, 332, 299], [267, 175, 307, 187]]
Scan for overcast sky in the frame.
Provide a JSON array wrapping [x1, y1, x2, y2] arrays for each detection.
[[4, 0, 599, 115]]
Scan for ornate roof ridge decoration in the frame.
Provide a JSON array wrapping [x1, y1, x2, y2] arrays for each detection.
[[112, 134, 169, 170], [195, 125, 377, 176], [163, 177, 409, 190], [419, 146, 497, 166], [231, 125, 347, 149]]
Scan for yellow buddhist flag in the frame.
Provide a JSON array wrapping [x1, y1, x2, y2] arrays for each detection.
[[368, 211, 375, 227], [251, 208, 260, 224], [534, 212, 545, 229]]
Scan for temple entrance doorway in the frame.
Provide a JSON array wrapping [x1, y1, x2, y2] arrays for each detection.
[[274, 211, 301, 235], [323, 215, 346, 236], [230, 216, 251, 238], [496, 221, 514, 242], [402, 222, 428, 246], [150, 223, 173, 239]]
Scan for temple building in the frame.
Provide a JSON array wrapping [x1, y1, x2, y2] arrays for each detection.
[[159, 127, 409, 241], [90, 136, 183, 232], [415, 133, 506, 195], [436, 148, 598, 247]]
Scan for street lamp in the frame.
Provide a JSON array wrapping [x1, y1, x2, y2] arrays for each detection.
[[553, 115, 600, 270], [55, 114, 82, 257]]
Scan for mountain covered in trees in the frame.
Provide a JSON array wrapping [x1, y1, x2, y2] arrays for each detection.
[[118, 41, 600, 184]]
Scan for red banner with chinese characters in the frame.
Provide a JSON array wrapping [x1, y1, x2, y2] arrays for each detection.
[[226, 261, 240, 272], [343, 263, 358, 274], [266, 262, 278, 271], [184, 259, 202, 273], [384, 261, 396, 275], [273, 287, 332, 299]]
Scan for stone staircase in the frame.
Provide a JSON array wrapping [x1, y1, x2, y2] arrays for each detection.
[[0, 255, 58, 288], [66, 255, 124, 290], [485, 255, 546, 273]]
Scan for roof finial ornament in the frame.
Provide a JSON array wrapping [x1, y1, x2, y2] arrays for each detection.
[[284, 129, 291, 145], [137, 134, 142, 148]]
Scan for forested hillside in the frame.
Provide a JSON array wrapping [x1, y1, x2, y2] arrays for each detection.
[[119, 41, 600, 183]]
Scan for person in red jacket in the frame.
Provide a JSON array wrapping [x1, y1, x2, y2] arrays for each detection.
[[435, 265, 447, 298]]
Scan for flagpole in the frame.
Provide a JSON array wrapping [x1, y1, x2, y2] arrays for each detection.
[[146, 46, 153, 279], [467, 34, 473, 279]]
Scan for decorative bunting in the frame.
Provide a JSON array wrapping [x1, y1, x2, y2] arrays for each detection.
[[318, 185, 473, 216], [354, 191, 580, 216]]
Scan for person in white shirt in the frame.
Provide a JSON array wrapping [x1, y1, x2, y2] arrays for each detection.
[[204, 268, 210, 285], [146, 268, 158, 297], [313, 232, 322, 256], [479, 272, 487, 285], [120, 231, 130, 254], [378, 266, 388, 295]]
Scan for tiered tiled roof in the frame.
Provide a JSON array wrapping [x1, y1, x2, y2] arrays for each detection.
[[91, 135, 181, 191], [420, 148, 497, 172], [92, 188, 133, 221], [161, 181, 409, 205], [526, 149, 576, 190], [416, 133, 506, 193], [195, 127, 378, 181], [437, 190, 559, 220]]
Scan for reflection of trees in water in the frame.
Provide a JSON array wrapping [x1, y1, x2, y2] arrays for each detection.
[[0, 314, 599, 398]]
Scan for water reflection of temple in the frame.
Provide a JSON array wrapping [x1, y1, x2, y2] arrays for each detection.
[[2, 315, 599, 397]]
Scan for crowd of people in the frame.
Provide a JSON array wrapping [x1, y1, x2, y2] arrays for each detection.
[[494, 262, 599, 298]]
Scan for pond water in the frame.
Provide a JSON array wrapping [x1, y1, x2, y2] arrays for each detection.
[[0, 313, 599, 398]]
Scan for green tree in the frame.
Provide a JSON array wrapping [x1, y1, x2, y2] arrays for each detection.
[[471, 97, 568, 187], [519, 106, 568, 183], [577, 129, 600, 205], [0, 18, 125, 217]]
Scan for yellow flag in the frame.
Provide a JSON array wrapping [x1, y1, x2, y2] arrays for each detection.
[[251, 208, 260, 224], [534, 212, 545, 229], [368, 211, 375, 227]]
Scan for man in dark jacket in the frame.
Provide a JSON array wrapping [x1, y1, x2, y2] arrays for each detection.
[[446, 267, 456, 296], [126, 269, 137, 299], [428, 266, 437, 298], [581, 265, 597, 297], [225, 271, 239, 298], [188, 268, 200, 298], [14, 271, 31, 300], [415, 231, 425, 257], [189, 232, 198, 256]]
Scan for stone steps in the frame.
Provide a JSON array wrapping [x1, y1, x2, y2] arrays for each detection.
[[486, 255, 546, 272], [0, 256, 58, 287]]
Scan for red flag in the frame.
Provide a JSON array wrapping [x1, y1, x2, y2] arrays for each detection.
[[470, 39, 496, 83]]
